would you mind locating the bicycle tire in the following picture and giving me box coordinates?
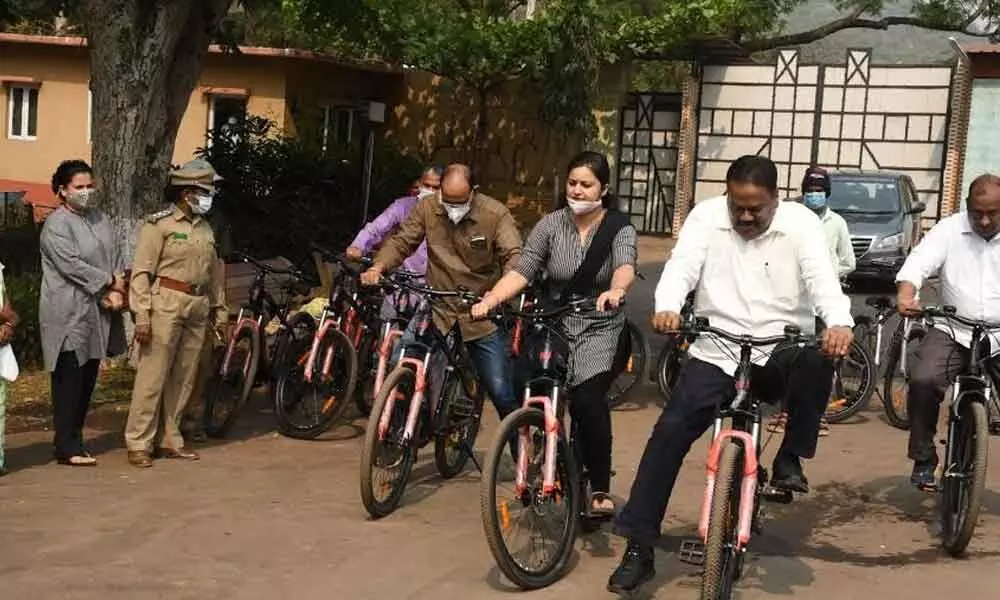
[654,336,686,405]
[480,407,579,590]
[203,326,261,438]
[881,326,924,431]
[824,339,875,424]
[701,440,743,600]
[354,330,379,417]
[434,372,483,479]
[940,400,989,556]
[273,327,358,440]
[608,320,649,409]
[360,366,419,518]
[268,312,317,406]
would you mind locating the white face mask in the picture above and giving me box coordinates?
[443,201,471,224]
[65,188,95,210]
[567,198,602,215]
[188,193,213,215]
[417,186,436,199]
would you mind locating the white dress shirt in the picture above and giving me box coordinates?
[895,213,1000,348]
[820,208,856,277]
[655,196,854,376]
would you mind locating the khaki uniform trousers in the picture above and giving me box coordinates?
[125,288,210,452]
[180,326,219,434]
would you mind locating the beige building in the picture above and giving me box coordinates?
[0,33,401,220]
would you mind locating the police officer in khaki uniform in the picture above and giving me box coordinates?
[125,160,228,468]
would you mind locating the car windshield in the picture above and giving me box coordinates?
[828,178,901,214]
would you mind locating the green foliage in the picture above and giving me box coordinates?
[5,273,42,369]
[195,115,422,277]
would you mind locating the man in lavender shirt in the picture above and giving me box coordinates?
[346,165,442,274]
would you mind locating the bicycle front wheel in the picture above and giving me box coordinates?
[360,366,418,518]
[480,407,579,590]
[824,339,875,424]
[273,327,358,440]
[701,440,744,600]
[940,400,989,556]
[203,327,260,438]
[881,325,924,430]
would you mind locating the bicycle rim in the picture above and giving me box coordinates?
[701,440,743,600]
[940,400,989,556]
[480,407,579,590]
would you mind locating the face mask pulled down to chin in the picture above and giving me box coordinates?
[566,198,602,215]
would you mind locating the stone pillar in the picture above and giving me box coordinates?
[941,56,972,218]
[672,65,701,234]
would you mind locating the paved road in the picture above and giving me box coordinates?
[4,239,996,600]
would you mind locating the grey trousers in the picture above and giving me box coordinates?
[906,327,967,463]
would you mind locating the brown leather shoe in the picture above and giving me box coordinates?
[128,451,153,468]
[155,447,200,461]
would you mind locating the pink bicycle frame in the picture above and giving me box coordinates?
[697,430,759,549]
[376,354,430,444]
[514,386,563,497]
[220,307,261,378]
[373,323,404,397]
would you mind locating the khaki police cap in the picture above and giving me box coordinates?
[169,159,218,192]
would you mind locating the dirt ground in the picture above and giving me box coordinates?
[2,237,999,600]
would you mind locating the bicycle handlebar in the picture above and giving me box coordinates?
[388,276,482,304]
[920,306,1000,330]
[310,242,374,270]
[233,251,305,279]
[670,317,818,348]
[498,296,607,322]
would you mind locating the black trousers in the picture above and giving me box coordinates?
[569,370,616,493]
[906,327,968,463]
[615,346,833,546]
[50,352,100,459]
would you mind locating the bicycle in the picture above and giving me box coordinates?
[480,295,618,590]
[359,281,484,518]
[202,252,316,438]
[673,318,818,599]
[880,309,927,430]
[272,244,376,439]
[915,306,997,556]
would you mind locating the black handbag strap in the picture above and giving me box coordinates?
[559,209,630,304]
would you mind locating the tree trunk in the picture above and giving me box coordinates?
[82,0,232,259]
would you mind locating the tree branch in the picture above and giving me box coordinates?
[743,11,994,52]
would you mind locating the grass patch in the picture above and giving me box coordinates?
[8,360,136,411]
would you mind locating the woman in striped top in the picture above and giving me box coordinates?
[472,151,638,515]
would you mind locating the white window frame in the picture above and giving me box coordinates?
[6,85,39,141]
[322,105,359,152]
[206,93,248,146]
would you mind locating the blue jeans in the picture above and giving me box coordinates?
[467,330,517,418]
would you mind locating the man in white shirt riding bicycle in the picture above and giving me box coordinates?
[607,155,854,595]
[894,173,1000,489]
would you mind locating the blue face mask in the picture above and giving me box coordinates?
[803,191,827,211]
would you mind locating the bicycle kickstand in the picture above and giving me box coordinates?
[460,440,483,473]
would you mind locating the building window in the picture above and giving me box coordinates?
[322,106,364,151]
[208,95,248,143]
[6,85,39,140]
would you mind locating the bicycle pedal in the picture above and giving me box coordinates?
[762,487,794,504]
[678,539,705,566]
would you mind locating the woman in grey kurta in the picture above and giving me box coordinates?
[472,151,638,515]
[39,160,127,466]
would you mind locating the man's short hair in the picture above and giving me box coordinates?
[967,173,1000,200]
[443,163,473,185]
[726,155,778,192]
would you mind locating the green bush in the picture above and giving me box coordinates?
[5,272,42,369]
[196,115,423,278]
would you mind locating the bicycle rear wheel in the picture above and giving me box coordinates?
[203,327,260,438]
[354,329,379,417]
[360,366,418,518]
[480,407,579,590]
[608,320,648,409]
[434,372,483,478]
[654,336,687,406]
[940,400,989,556]
[701,440,744,600]
[824,339,875,424]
